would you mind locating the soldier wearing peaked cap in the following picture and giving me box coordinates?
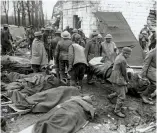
[31,31,48,73]
[108,47,132,118]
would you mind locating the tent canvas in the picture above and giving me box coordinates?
[94,12,144,66]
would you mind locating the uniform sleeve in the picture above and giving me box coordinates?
[68,45,74,70]
[113,42,119,54]
[113,42,117,49]
[121,61,128,82]
[141,51,153,77]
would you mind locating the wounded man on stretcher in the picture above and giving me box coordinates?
[89,57,155,104]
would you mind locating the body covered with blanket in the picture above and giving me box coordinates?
[32,95,95,133]
[7,86,81,112]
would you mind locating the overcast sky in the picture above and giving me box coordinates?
[3,0,58,19]
[42,0,58,19]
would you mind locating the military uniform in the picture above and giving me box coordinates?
[55,38,72,80]
[149,32,156,50]
[141,48,156,97]
[108,51,130,117]
[139,33,149,50]
[50,36,61,60]
[1,28,13,55]
[85,37,101,83]
[31,34,48,73]
[26,27,34,51]
[68,43,88,88]
[42,33,51,62]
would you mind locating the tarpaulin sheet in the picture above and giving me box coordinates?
[6,73,60,105]
[32,96,95,133]
[94,12,144,66]
[8,86,81,113]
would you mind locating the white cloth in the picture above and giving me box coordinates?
[89,57,104,66]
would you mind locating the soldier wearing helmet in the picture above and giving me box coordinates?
[55,31,72,81]
[72,33,85,48]
[68,33,88,89]
[101,34,118,63]
[78,28,86,44]
[71,28,78,41]
[1,24,13,55]
[85,31,102,84]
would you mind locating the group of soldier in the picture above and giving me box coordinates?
[1,24,156,118]
[29,26,134,118]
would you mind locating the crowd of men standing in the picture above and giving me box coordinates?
[1,24,156,118]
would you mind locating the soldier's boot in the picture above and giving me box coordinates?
[114,98,126,118]
[78,80,83,93]
[141,95,154,105]
[87,74,95,85]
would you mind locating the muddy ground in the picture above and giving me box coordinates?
[2,78,156,133]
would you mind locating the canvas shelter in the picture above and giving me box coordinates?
[94,12,144,66]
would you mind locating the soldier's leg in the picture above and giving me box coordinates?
[69,67,77,86]
[59,60,66,80]
[87,66,94,84]
[65,60,69,79]
[114,84,126,118]
[77,64,86,87]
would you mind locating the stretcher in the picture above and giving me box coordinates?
[89,57,113,80]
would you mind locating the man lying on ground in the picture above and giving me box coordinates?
[32,95,95,133]
[2,72,59,96]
